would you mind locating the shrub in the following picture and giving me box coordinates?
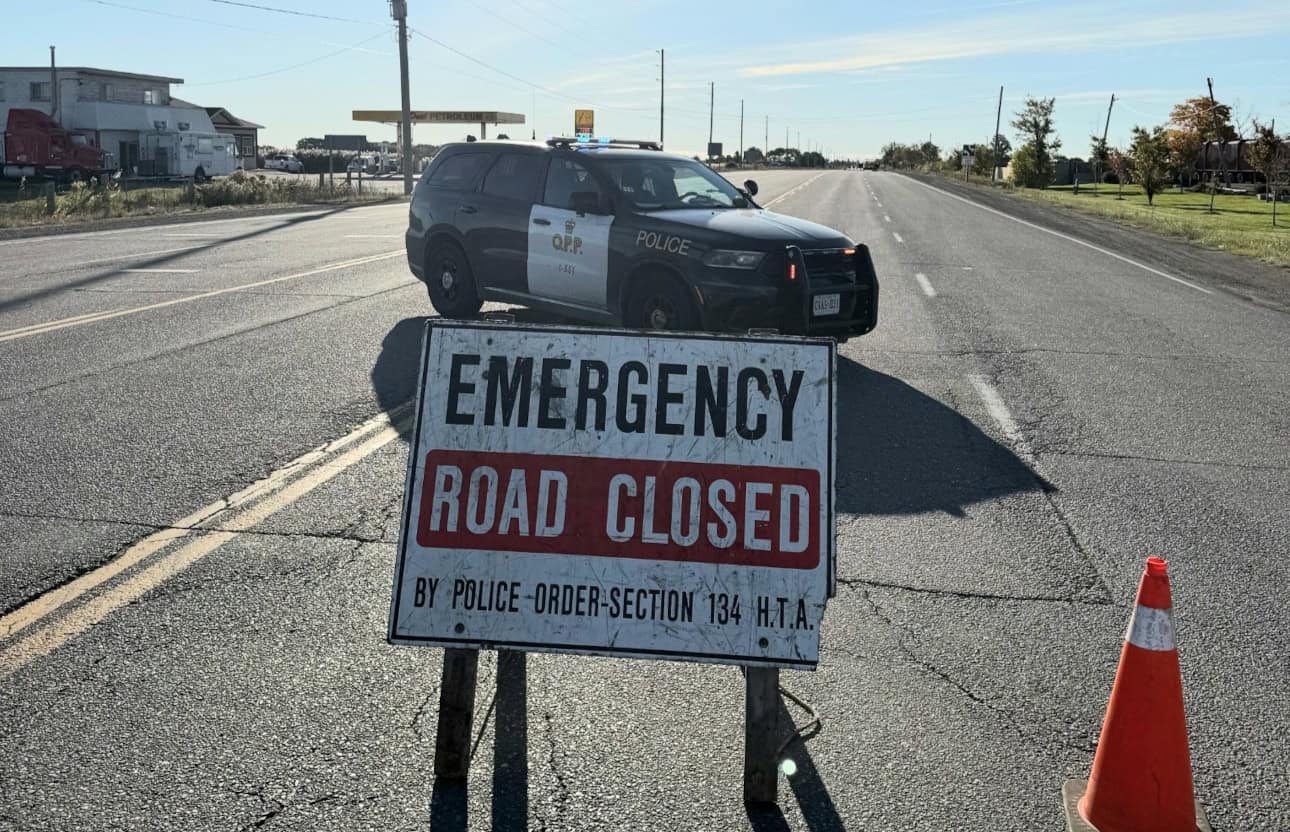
[1009,144,1051,189]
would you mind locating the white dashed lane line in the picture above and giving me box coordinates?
[892,232,904,244]
[914,273,936,297]
[968,375,1032,458]
[883,214,891,223]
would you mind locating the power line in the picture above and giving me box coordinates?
[201,0,383,24]
[183,30,391,86]
[451,0,567,51]
[408,27,655,114]
[84,0,272,34]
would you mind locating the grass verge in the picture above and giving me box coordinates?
[937,175,1290,267]
[0,171,396,230]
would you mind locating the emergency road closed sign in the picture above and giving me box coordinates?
[388,321,835,668]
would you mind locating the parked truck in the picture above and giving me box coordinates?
[1,108,114,182]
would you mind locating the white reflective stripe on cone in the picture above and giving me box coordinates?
[1125,605,1176,651]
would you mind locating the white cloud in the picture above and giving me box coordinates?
[737,3,1290,78]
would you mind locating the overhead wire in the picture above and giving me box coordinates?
[182,29,393,86]
[200,0,385,24]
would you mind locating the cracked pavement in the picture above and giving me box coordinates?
[1,171,1288,830]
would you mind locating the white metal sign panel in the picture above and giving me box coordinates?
[388,321,836,668]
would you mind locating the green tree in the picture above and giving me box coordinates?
[1089,135,1110,188]
[296,137,324,151]
[1130,126,1171,205]
[989,134,1012,173]
[1011,97,1061,188]
[971,144,995,176]
[1107,148,1131,199]
[1248,120,1288,227]
[743,146,765,165]
[1165,96,1237,188]
[1008,144,1042,188]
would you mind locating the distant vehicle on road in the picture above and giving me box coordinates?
[1,109,114,182]
[264,154,303,173]
[404,137,879,340]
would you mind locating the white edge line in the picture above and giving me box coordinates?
[907,176,1212,295]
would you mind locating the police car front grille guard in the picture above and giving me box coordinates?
[786,245,847,330]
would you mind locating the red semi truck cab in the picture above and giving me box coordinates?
[2,108,111,181]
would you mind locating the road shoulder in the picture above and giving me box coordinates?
[905,172,1290,313]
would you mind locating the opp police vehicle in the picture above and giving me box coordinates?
[405,137,878,339]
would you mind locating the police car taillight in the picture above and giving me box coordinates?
[788,262,797,281]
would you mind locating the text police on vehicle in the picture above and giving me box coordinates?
[405,137,880,340]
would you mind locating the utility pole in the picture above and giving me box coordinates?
[1096,93,1115,193]
[992,85,1003,182]
[708,81,714,157]
[1206,77,1226,212]
[392,0,413,195]
[531,87,536,140]
[657,49,664,148]
[739,99,744,166]
[764,115,768,157]
[49,46,58,122]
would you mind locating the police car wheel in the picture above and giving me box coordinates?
[628,278,698,332]
[425,242,482,318]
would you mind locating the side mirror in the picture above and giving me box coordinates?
[571,191,606,215]
[743,179,759,196]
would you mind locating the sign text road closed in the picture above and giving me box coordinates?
[388,322,836,668]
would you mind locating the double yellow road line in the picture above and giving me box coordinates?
[0,406,409,678]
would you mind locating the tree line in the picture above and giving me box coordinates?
[882,95,1289,207]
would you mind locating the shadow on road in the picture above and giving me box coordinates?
[370,310,574,441]
[835,356,1047,516]
[0,201,377,314]
[746,695,845,832]
[491,650,529,831]
[426,650,530,832]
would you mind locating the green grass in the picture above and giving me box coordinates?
[0,171,396,230]
[1000,181,1290,267]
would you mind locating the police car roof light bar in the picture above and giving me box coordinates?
[546,137,662,151]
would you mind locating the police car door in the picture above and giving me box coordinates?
[527,157,613,312]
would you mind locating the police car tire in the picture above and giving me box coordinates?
[627,275,699,332]
[425,241,482,318]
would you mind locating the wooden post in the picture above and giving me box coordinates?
[743,666,780,804]
[434,648,480,779]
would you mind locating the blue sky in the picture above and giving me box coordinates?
[14,0,1290,158]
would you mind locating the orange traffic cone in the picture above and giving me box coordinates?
[1062,557,1210,832]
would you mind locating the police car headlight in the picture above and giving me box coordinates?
[702,250,766,269]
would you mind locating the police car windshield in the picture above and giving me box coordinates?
[600,158,748,210]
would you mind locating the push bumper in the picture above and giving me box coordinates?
[785,244,879,339]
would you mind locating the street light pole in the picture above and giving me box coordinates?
[708,81,714,157]
[392,0,413,195]
[739,99,744,165]
[658,48,664,149]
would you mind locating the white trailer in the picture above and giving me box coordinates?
[137,129,237,182]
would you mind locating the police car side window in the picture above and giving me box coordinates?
[543,159,604,210]
[428,153,488,190]
[481,153,546,203]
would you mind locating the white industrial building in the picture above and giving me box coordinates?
[0,65,259,175]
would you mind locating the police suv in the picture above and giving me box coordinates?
[405,137,878,339]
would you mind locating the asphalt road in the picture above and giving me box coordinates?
[1,169,1287,831]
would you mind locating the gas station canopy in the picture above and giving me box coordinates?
[352,110,525,139]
